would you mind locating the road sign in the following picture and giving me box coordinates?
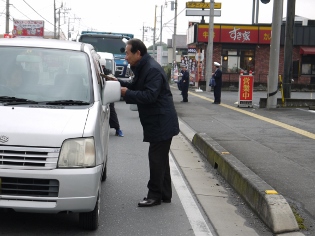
[186,9,221,17]
[186,2,222,9]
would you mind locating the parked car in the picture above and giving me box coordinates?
[0,38,121,230]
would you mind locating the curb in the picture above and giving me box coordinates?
[190,132,299,234]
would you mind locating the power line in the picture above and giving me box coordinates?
[11,4,31,20]
[22,0,54,27]
[9,4,54,33]
[164,7,185,26]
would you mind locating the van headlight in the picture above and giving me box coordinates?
[58,138,96,168]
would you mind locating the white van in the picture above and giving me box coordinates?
[0,38,121,230]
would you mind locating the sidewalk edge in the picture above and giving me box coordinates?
[191,132,298,234]
[178,117,299,234]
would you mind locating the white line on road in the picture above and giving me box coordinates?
[169,153,214,236]
[296,108,315,113]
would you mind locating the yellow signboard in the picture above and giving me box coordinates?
[186,2,222,9]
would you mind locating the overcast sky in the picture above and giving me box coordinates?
[1,0,314,46]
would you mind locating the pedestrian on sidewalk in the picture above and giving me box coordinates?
[106,38,179,207]
[212,62,222,104]
[180,64,189,103]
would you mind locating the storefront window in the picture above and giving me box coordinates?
[221,47,255,74]
[301,56,315,75]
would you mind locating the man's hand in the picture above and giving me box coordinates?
[100,73,118,81]
[121,87,128,97]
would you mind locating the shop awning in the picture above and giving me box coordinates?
[300,46,315,55]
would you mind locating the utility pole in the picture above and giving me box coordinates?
[5,0,10,33]
[172,0,177,65]
[283,0,296,98]
[68,15,80,40]
[58,8,61,39]
[153,5,157,60]
[267,0,283,108]
[54,0,56,39]
[252,0,259,24]
[160,5,163,46]
[142,25,152,42]
[205,0,214,92]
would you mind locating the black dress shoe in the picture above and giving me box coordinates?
[212,102,220,104]
[138,198,161,207]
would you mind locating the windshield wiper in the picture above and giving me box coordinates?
[0,96,39,105]
[46,100,90,105]
[0,96,21,101]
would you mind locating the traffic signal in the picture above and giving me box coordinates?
[260,0,270,3]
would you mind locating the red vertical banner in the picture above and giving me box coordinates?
[238,75,254,107]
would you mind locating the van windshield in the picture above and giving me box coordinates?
[0,47,92,103]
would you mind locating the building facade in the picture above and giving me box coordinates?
[186,18,315,89]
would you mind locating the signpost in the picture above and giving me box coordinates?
[186,2,221,9]
[186,10,221,16]
[238,71,254,108]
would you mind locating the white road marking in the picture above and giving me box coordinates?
[169,153,214,236]
[296,108,315,113]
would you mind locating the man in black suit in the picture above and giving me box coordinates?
[212,62,222,104]
[180,64,189,102]
[108,38,179,207]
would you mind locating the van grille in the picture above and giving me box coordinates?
[0,146,59,170]
[0,177,59,197]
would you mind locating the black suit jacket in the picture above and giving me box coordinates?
[119,54,179,142]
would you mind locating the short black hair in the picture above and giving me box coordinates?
[126,38,147,56]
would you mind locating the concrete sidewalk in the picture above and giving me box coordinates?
[171,85,313,235]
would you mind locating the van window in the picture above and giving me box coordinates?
[0,47,92,102]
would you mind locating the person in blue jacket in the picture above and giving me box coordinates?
[180,64,189,102]
[108,38,180,207]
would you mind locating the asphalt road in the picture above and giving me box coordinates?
[1,87,313,235]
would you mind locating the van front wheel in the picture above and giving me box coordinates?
[79,193,100,230]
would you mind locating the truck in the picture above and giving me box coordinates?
[78,31,133,81]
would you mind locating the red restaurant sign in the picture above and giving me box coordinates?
[197,24,220,43]
[197,24,271,44]
[12,19,44,38]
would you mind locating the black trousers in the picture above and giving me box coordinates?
[181,84,189,102]
[213,85,221,103]
[109,103,120,130]
[147,138,172,200]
